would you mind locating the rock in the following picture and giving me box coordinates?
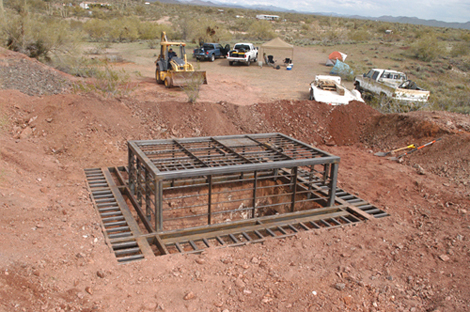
[46,118,53,123]
[335,283,346,291]
[183,292,195,300]
[20,127,33,139]
[77,292,85,299]
[97,270,105,278]
[343,295,353,305]
[414,164,426,175]
[195,258,205,265]
[251,257,259,264]
[439,254,450,262]
[144,302,157,310]
[85,286,93,295]
[235,279,245,288]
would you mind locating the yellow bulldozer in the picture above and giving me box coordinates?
[155,32,207,88]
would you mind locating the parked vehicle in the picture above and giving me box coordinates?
[193,43,230,62]
[354,69,430,103]
[155,32,207,88]
[309,75,364,105]
[227,43,258,66]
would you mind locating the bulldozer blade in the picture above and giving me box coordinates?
[170,71,207,87]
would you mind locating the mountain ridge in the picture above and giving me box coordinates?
[152,0,470,30]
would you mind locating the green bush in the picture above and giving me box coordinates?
[178,16,231,43]
[1,11,81,61]
[368,95,428,114]
[451,41,470,57]
[411,34,444,62]
[348,29,369,41]
[180,71,206,103]
[83,19,112,42]
[108,17,140,42]
[247,20,275,40]
[71,60,134,97]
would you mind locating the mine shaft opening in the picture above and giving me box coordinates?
[85,133,389,261]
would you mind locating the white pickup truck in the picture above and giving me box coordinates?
[354,69,430,103]
[227,43,258,66]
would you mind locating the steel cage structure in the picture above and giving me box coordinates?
[127,133,340,233]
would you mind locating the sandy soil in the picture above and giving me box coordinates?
[0,47,470,312]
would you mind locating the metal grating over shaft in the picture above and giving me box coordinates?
[132,133,334,173]
[85,133,390,263]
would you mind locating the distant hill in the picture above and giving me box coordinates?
[152,0,470,30]
[375,16,470,30]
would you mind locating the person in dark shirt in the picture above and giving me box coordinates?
[168,48,177,59]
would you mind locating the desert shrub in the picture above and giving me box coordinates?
[84,17,162,43]
[72,60,134,97]
[1,11,81,61]
[134,5,146,16]
[83,18,112,41]
[108,17,140,42]
[178,15,231,43]
[54,56,100,78]
[451,41,470,57]
[411,34,444,61]
[430,90,470,114]
[247,20,275,40]
[451,59,470,72]
[348,29,369,42]
[368,95,428,114]
[180,71,206,103]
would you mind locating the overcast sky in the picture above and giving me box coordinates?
[203,0,470,23]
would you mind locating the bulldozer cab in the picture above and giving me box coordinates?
[155,32,207,88]
[159,41,186,71]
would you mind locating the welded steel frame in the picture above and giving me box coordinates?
[127,133,340,233]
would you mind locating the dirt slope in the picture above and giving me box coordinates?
[1,49,470,312]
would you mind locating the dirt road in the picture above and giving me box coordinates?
[1,47,469,312]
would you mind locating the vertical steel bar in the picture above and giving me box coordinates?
[128,148,135,194]
[136,158,142,206]
[156,180,163,232]
[308,165,314,199]
[208,175,212,225]
[323,163,330,183]
[153,175,158,231]
[327,163,338,207]
[291,167,298,212]
[273,168,279,181]
[145,168,151,220]
[252,171,258,218]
